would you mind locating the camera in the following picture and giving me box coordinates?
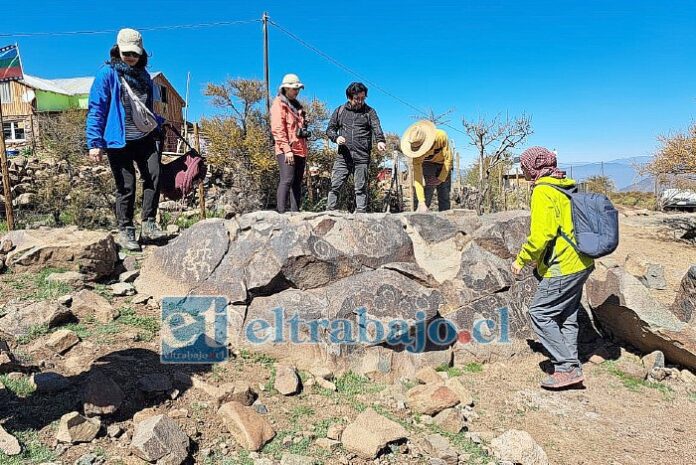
[296,126,312,139]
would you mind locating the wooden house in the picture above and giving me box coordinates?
[1,71,185,154]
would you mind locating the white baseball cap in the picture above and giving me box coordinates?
[117,28,144,55]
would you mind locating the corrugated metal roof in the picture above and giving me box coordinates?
[21,74,72,95]
[50,77,94,95]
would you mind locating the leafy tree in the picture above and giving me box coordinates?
[584,175,615,195]
[644,122,696,190]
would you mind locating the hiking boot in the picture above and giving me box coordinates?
[541,368,585,390]
[140,218,167,243]
[117,226,141,252]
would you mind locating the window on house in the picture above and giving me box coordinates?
[2,121,25,141]
[160,85,168,104]
[0,82,12,103]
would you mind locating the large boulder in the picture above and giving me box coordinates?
[0,301,74,339]
[136,213,415,303]
[1,227,118,279]
[138,211,539,377]
[586,261,696,370]
[671,265,696,324]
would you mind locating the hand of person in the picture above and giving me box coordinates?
[284,152,295,165]
[511,261,523,276]
[336,136,346,145]
[425,176,442,186]
[377,141,386,152]
[416,203,429,213]
[88,148,105,163]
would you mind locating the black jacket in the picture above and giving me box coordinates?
[326,103,386,164]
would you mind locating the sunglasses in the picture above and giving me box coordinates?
[122,51,140,58]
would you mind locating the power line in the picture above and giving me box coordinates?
[0,19,261,38]
[268,19,468,137]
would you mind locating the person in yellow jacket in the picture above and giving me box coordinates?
[511,146,594,390]
[400,120,453,212]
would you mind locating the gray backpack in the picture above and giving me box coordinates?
[537,183,619,258]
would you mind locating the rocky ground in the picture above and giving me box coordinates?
[0,208,695,465]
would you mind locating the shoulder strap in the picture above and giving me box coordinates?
[337,104,346,127]
[534,182,580,252]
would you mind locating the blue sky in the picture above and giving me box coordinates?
[3,0,695,165]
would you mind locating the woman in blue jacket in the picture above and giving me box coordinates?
[86,28,165,251]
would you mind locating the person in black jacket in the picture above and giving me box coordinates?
[325,82,386,213]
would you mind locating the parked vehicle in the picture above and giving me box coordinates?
[661,188,696,211]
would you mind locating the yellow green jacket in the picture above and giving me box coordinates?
[515,176,595,277]
[412,129,453,202]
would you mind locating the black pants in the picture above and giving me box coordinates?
[107,135,161,229]
[417,161,452,211]
[326,154,369,213]
[276,153,306,213]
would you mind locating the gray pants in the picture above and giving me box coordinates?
[326,153,369,213]
[528,267,593,373]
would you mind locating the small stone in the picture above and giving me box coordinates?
[0,238,13,254]
[416,367,445,385]
[342,408,408,459]
[46,271,86,289]
[589,354,606,365]
[253,403,269,415]
[132,294,151,305]
[107,424,124,438]
[74,452,100,465]
[217,401,276,451]
[119,270,140,283]
[316,377,337,391]
[0,424,21,456]
[326,423,344,441]
[122,256,138,272]
[274,364,301,396]
[133,407,159,425]
[681,369,696,385]
[433,408,467,434]
[131,414,190,464]
[57,295,73,306]
[282,436,293,447]
[83,369,124,416]
[72,290,117,323]
[111,283,136,297]
[55,412,101,443]
[406,384,460,416]
[419,415,434,425]
[309,366,334,381]
[641,351,665,372]
[490,430,549,465]
[166,224,180,235]
[170,408,189,419]
[316,437,340,451]
[46,329,80,354]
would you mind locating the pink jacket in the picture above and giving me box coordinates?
[270,95,308,157]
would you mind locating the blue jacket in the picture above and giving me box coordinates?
[86,65,160,149]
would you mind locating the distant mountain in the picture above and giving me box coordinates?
[621,177,655,193]
[559,156,653,190]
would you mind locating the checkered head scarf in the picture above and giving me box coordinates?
[520,146,565,184]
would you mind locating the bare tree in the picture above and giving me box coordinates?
[462,113,533,214]
[411,108,456,125]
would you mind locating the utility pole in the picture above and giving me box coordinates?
[262,12,271,116]
[194,123,206,220]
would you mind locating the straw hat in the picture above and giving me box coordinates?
[279,73,305,92]
[400,120,437,158]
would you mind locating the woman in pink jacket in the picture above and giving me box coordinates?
[270,73,309,213]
